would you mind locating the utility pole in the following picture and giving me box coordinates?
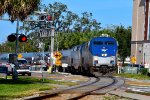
[15,18,19,54]
[50,26,55,67]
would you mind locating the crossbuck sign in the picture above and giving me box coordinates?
[39,28,52,37]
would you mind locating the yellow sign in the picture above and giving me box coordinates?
[54,51,62,59]
[131,56,136,64]
[18,53,23,58]
[54,51,62,66]
[55,59,62,66]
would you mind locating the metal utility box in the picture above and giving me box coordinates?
[9,54,17,63]
[123,67,138,74]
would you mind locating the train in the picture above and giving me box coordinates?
[61,34,118,75]
[0,34,118,75]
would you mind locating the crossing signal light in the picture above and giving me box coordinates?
[18,35,27,42]
[39,15,45,20]
[47,15,52,21]
[7,34,16,42]
[39,15,52,21]
[7,34,27,42]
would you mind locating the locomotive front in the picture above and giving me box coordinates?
[89,37,118,73]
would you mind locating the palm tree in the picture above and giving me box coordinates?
[0,0,40,21]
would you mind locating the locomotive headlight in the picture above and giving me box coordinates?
[102,54,107,56]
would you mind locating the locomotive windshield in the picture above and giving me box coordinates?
[93,41,115,45]
[93,41,103,45]
[90,37,118,57]
[105,41,115,45]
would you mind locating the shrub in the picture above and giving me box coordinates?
[140,68,148,75]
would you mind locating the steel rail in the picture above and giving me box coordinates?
[24,76,100,100]
[68,76,116,100]
[24,74,124,100]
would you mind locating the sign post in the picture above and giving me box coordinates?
[131,55,136,74]
[50,27,55,68]
[62,63,68,73]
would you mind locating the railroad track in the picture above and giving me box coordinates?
[24,76,124,100]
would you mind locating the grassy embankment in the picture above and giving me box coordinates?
[115,73,150,80]
[0,76,78,99]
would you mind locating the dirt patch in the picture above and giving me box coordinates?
[125,81,150,86]
[48,74,89,83]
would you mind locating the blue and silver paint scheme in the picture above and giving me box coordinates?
[89,37,118,67]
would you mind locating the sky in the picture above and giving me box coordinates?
[0,0,133,44]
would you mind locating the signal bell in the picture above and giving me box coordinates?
[18,35,27,42]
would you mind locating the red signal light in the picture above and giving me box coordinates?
[47,15,52,21]
[18,35,27,42]
[7,34,16,42]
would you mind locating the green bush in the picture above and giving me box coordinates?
[140,68,148,75]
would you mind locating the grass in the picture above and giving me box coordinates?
[114,73,150,80]
[0,76,78,99]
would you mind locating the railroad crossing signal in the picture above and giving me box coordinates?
[39,15,52,21]
[7,34,27,42]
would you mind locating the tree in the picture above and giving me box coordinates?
[73,12,101,32]
[23,2,101,51]
[114,25,131,64]
[43,2,68,32]
[0,0,40,21]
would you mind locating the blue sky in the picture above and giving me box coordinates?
[0,0,133,44]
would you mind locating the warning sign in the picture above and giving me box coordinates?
[131,56,136,64]
[18,53,23,58]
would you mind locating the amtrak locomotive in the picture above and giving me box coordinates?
[61,35,118,74]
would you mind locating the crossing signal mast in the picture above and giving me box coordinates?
[35,11,55,67]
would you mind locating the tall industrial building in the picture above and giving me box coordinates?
[132,0,150,66]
